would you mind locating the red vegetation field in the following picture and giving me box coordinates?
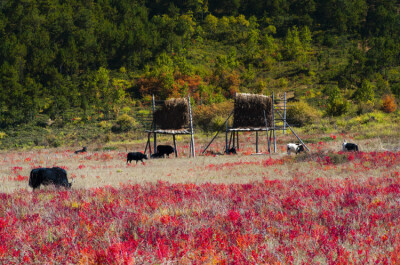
[1,138,400,264]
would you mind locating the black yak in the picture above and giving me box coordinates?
[157,145,175,157]
[150,152,164,159]
[227,147,237,154]
[74,146,87,154]
[127,152,148,164]
[29,167,73,190]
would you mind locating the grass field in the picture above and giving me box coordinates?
[1,134,400,264]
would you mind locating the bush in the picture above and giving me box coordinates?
[46,134,61,147]
[193,101,234,132]
[210,115,226,131]
[356,100,375,115]
[381,94,397,113]
[391,82,400,97]
[324,85,349,116]
[98,121,112,129]
[353,80,375,103]
[35,114,51,127]
[286,101,321,126]
[112,114,138,133]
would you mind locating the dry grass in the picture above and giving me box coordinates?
[0,136,397,194]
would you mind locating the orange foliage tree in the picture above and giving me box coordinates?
[381,94,397,113]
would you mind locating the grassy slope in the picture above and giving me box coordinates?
[1,38,400,150]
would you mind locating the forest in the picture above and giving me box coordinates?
[0,0,399,144]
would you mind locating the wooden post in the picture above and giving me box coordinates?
[237,131,239,150]
[188,95,195,158]
[228,131,233,150]
[225,119,229,154]
[173,134,178,157]
[232,130,236,148]
[144,132,152,155]
[152,95,157,153]
[256,131,259,153]
[283,92,287,135]
[272,92,276,153]
[264,110,271,153]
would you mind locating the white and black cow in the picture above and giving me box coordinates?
[342,140,359,152]
[287,143,305,155]
[29,167,73,190]
[127,152,148,164]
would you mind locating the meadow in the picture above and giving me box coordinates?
[1,134,400,264]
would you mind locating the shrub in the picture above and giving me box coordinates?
[356,100,375,115]
[112,114,138,133]
[46,134,61,147]
[381,94,397,113]
[210,115,226,131]
[35,114,51,127]
[193,101,234,132]
[286,101,321,126]
[391,82,400,97]
[353,80,375,103]
[324,85,349,116]
[98,121,112,130]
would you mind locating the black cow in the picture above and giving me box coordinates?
[29,167,73,190]
[74,146,87,154]
[342,140,359,152]
[227,147,237,154]
[157,145,175,157]
[127,152,148,164]
[150,152,163,159]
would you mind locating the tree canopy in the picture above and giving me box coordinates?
[0,0,399,127]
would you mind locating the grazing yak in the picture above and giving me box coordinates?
[342,140,359,152]
[157,145,175,157]
[287,143,305,155]
[227,147,237,154]
[127,152,148,164]
[29,167,73,190]
[150,152,164,159]
[74,146,87,154]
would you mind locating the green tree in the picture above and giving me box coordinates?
[325,85,349,116]
[353,80,375,103]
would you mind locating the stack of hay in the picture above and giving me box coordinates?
[154,98,189,130]
[233,93,273,128]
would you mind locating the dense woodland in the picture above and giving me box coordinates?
[0,0,400,131]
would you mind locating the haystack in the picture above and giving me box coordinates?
[233,93,273,128]
[154,98,189,130]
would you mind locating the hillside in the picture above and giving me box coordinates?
[1,0,400,149]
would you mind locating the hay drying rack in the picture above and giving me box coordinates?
[144,95,195,158]
[202,92,309,154]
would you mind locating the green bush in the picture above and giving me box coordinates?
[193,101,233,132]
[324,85,349,116]
[210,115,226,131]
[356,100,375,115]
[286,101,321,126]
[35,114,51,127]
[353,80,375,103]
[46,134,62,147]
[112,114,138,133]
